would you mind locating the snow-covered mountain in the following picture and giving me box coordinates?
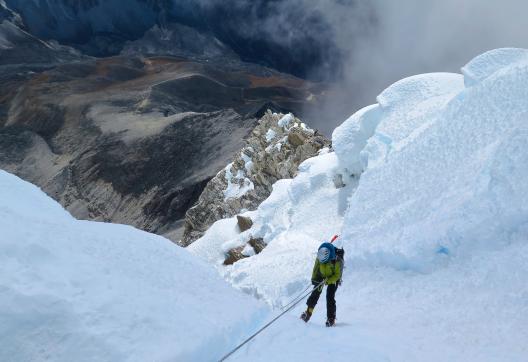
[2,47,527,361]
[0,170,266,361]
[189,48,528,360]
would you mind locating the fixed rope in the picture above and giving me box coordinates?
[280,283,312,311]
[218,280,325,361]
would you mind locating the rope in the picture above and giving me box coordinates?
[279,283,312,311]
[218,280,325,361]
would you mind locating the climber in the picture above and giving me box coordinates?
[300,241,342,327]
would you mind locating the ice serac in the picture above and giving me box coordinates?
[0,170,265,362]
[181,111,330,247]
[343,49,528,271]
[191,48,528,361]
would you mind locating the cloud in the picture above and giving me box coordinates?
[297,0,528,132]
[345,0,528,95]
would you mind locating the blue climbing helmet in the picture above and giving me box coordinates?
[317,242,336,263]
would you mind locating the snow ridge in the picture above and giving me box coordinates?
[191,48,528,361]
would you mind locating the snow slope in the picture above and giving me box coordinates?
[190,48,528,361]
[0,170,266,361]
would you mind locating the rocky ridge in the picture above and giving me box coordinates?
[181,111,330,246]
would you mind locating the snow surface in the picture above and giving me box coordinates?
[240,151,253,173]
[265,128,276,142]
[0,170,266,361]
[461,47,528,87]
[277,113,294,128]
[190,48,528,361]
[224,163,255,200]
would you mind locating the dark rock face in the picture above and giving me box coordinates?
[0,54,319,241]
[223,237,266,265]
[223,246,247,266]
[237,215,253,232]
[248,237,266,254]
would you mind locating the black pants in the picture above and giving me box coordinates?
[307,283,338,319]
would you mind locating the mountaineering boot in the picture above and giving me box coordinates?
[325,317,336,327]
[300,308,313,322]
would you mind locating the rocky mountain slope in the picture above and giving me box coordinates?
[0,2,330,242]
[181,111,330,246]
[0,53,319,241]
